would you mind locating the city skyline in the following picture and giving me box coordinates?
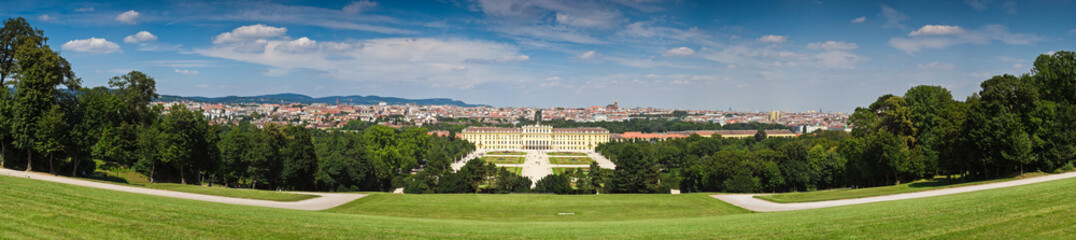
[2,0,1073,111]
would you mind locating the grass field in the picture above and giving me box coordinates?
[549,157,593,165]
[552,167,588,175]
[88,168,318,202]
[479,156,525,164]
[756,172,1047,203]
[2,174,1075,238]
[485,151,526,155]
[547,152,588,156]
[328,193,746,222]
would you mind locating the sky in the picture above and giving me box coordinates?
[1,0,1074,112]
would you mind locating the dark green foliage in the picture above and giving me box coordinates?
[534,174,572,194]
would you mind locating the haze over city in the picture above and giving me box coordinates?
[2,0,1073,111]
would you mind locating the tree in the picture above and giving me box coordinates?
[534,174,571,194]
[0,86,12,168]
[754,129,767,142]
[157,104,212,184]
[609,144,662,193]
[1031,51,1076,104]
[35,104,66,174]
[0,17,47,86]
[280,125,317,190]
[109,71,158,125]
[12,43,68,172]
[587,161,604,193]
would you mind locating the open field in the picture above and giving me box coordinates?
[2,174,1076,238]
[552,167,588,175]
[547,152,588,156]
[485,151,526,155]
[328,193,745,222]
[756,172,1046,203]
[479,156,525,164]
[549,157,594,165]
[90,168,318,202]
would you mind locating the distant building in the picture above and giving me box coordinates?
[606,97,619,110]
[768,111,781,122]
[460,110,610,151]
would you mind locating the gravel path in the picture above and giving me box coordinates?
[0,168,366,211]
[712,171,1076,212]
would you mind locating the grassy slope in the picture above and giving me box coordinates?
[328,193,746,222]
[88,168,317,202]
[1,174,1074,239]
[756,173,1044,203]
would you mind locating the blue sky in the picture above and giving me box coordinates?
[2,0,1073,111]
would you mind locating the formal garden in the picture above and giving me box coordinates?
[479,156,525,164]
[547,152,588,156]
[486,151,526,155]
[549,157,594,165]
[552,167,589,175]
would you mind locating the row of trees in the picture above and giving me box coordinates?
[595,51,1076,193]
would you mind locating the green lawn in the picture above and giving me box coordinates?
[552,167,588,175]
[479,156,525,164]
[328,193,746,222]
[755,173,1049,203]
[87,168,317,202]
[549,157,593,165]
[547,152,588,156]
[486,151,526,155]
[2,174,1075,238]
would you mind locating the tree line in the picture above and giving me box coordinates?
[597,51,1076,193]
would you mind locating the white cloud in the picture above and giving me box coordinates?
[115,10,140,24]
[75,7,95,12]
[917,61,955,70]
[851,16,866,23]
[1013,63,1023,69]
[197,35,533,88]
[889,24,1043,53]
[175,69,199,75]
[663,47,695,57]
[881,5,907,29]
[909,25,965,36]
[579,50,598,59]
[61,38,121,54]
[275,37,319,53]
[342,0,378,14]
[123,31,158,44]
[38,15,55,21]
[812,51,864,69]
[807,41,858,50]
[212,24,289,53]
[758,35,787,43]
[555,10,624,29]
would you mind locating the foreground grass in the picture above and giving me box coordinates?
[1,174,1075,239]
[756,172,1046,203]
[328,193,745,222]
[87,168,317,202]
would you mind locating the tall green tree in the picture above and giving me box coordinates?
[109,71,158,125]
[35,104,66,174]
[0,17,47,86]
[11,43,68,172]
[280,125,317,190]
[0,87,12,168]
[609,144,662,193]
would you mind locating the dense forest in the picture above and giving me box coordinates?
[598,51,1076,193]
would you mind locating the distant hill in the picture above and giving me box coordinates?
[157,93,488,107]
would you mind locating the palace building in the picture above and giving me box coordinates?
[460,110,610,151]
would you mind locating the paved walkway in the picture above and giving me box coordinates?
[0,168,366,211]
[712,171,1076,212]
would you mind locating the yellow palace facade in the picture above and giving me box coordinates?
[461,125,610,151]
